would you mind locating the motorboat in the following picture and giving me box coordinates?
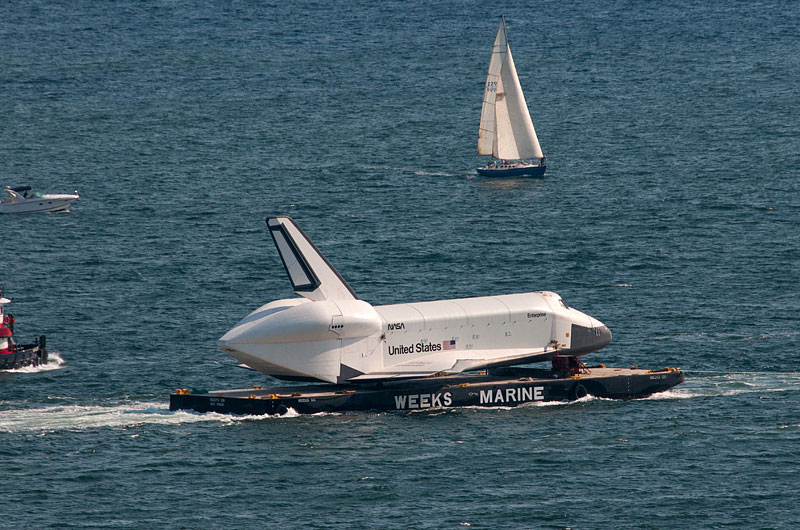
[0,185,79,214]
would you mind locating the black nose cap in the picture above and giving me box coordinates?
[596,324,612,349]
[563,323,612,355]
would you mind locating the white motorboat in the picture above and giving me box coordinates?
[0,186,79,214]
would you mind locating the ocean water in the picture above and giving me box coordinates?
[1,0,798,528]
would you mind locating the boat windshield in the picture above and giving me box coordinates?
[5,187,40,199]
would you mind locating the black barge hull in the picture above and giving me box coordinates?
[170,366,685,416]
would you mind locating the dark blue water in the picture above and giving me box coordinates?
[2,1,798,528]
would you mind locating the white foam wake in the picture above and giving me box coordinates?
[0,401,293,433]
[2,352,66,373]
[651,371,800,400]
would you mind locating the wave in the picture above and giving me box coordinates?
[2,352,66,374]
[642,388,695,400]
[6,370,794,432]
[652,371,800,399]
[0,401,298,433]
[413,170,461,178]
[406,394,605,414]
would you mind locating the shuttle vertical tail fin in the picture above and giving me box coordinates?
[266,216,358,301]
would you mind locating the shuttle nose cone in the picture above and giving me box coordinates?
[596,324,612,350]
[563,322,612,356]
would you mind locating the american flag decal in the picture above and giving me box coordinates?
[443,340,456,350]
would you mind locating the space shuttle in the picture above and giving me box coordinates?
[217,217,612,384]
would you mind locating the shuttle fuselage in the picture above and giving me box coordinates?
[218,217,611,383]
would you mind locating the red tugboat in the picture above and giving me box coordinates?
[0,287,47,370]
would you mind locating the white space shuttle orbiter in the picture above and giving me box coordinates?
[217,217,612,383]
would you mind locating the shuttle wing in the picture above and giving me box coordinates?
[266,216,358,302]
[349,347,555,382]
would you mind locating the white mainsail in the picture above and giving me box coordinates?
[478,18,543,161]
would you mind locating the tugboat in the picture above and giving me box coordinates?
[0,287,47,370]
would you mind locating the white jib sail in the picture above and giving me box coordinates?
[478,18,544,161]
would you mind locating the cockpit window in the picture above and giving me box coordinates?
[559,298,570,309]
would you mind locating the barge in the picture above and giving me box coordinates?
[170,361,684,416]
[175,217,685,416]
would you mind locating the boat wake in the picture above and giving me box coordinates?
[642,388,695,400]
[8,372,789,432]
[0,401,295,434]
[413,170,461,178]
[649,371,800,400]
[414,372,800,408]
[2,352,66,374]
[405,396,600,415]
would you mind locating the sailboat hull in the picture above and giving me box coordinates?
[477,164,546,177]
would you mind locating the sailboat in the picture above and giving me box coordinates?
[477,16,546,177]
